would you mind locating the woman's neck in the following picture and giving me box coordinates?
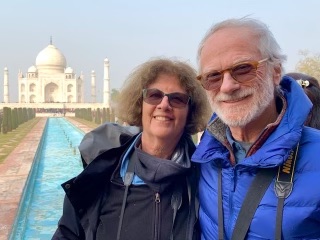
[140,134,180,159]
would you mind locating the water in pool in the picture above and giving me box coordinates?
[10,117,85,239]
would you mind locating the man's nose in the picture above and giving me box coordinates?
[219,71,241,93]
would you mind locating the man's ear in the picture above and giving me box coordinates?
[273,64,282,85]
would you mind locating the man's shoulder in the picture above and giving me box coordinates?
[298,127,320,163]
[301,126,320,143]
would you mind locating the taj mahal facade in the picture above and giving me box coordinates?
[18,43,84,104]
[1,41,111,114]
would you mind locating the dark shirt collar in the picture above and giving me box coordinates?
[226,127,252,163]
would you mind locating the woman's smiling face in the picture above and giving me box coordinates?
[141,73,189,142]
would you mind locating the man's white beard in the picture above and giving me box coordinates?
[208,73,275,127]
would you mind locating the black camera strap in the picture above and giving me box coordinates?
[226,144,299,240]
[117,150,138,240]
[230,167,277,240]
[274,143,299,240]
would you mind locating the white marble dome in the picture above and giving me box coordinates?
[65,67,74,74]
[35,44,67,73]
[28,65,37,72]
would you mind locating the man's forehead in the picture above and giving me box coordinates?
[199,28,261,69]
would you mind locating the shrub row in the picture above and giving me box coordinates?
[1,107,36,134]
[74,108,117,125]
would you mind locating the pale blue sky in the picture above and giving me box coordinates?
[1,0,319,102]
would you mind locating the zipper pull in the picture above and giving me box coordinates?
[155,192,161,203]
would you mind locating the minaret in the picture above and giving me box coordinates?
[80,71,84,103]
[103,58,110,108]
[91,70,96,103]
[3,67,9,103]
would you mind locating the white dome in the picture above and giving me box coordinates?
[104,58,109,63]
[65,67,74,74]
[35,44,67,73]
[28,65,37,72]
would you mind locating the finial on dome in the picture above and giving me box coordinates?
[50,36,53,45]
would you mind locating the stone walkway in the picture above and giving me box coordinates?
[0,117,94,240]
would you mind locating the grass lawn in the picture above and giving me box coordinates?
[0,118,41,164]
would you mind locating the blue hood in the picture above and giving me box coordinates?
[192,76,312,168]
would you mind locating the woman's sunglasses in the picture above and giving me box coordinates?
[142,88,190,108]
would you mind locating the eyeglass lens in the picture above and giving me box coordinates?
[199,59,269,90]
[143,88,190,108]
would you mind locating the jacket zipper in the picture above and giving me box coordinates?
[154,192,161,240]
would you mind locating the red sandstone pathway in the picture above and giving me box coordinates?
[0,117,93,240]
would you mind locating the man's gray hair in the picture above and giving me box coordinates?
[197,17,287,71]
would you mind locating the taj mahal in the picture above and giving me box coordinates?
[1,40,111,113]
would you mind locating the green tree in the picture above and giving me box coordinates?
[7,108,12,132]
[0,110,3,128]
[17,108,22,125]
[110,110,115,123]
[102,108,107,123]
[22,108,28,123]
[111,88,120,106]
[12,108,18,130]
[75,109,79,118]
[95,108,101,125]
[87,108,93,121]
[2,107,9,134]
[106,108,111,122]
[295,50,320,82]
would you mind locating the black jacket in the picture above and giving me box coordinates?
[52,123,200,240]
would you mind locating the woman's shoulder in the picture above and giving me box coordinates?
[79,123,141,165]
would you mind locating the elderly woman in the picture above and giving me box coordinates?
[52,58,210,240]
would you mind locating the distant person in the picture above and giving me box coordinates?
[52,58,210,240]
[286,72,320,129]
[192,17,320,239]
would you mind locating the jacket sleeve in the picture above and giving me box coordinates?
[52,195,85,240]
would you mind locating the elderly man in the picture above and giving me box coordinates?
[192,18,320,239]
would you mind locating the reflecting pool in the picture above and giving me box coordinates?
[10,117,84,239]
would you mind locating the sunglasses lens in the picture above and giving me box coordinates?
[169,93,190,108]
[143,89,190,108]
[143,89,164,105]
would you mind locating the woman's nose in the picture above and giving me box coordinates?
[157,96,172,109]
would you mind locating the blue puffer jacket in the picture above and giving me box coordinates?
[192,76,320,239]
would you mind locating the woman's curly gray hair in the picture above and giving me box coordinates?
[116,57,211,135]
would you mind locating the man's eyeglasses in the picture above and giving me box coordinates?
[142,88,190,108]
[197,58,269,90]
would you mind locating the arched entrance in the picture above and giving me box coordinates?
[30,95,36,103]
[45,83,59,103]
